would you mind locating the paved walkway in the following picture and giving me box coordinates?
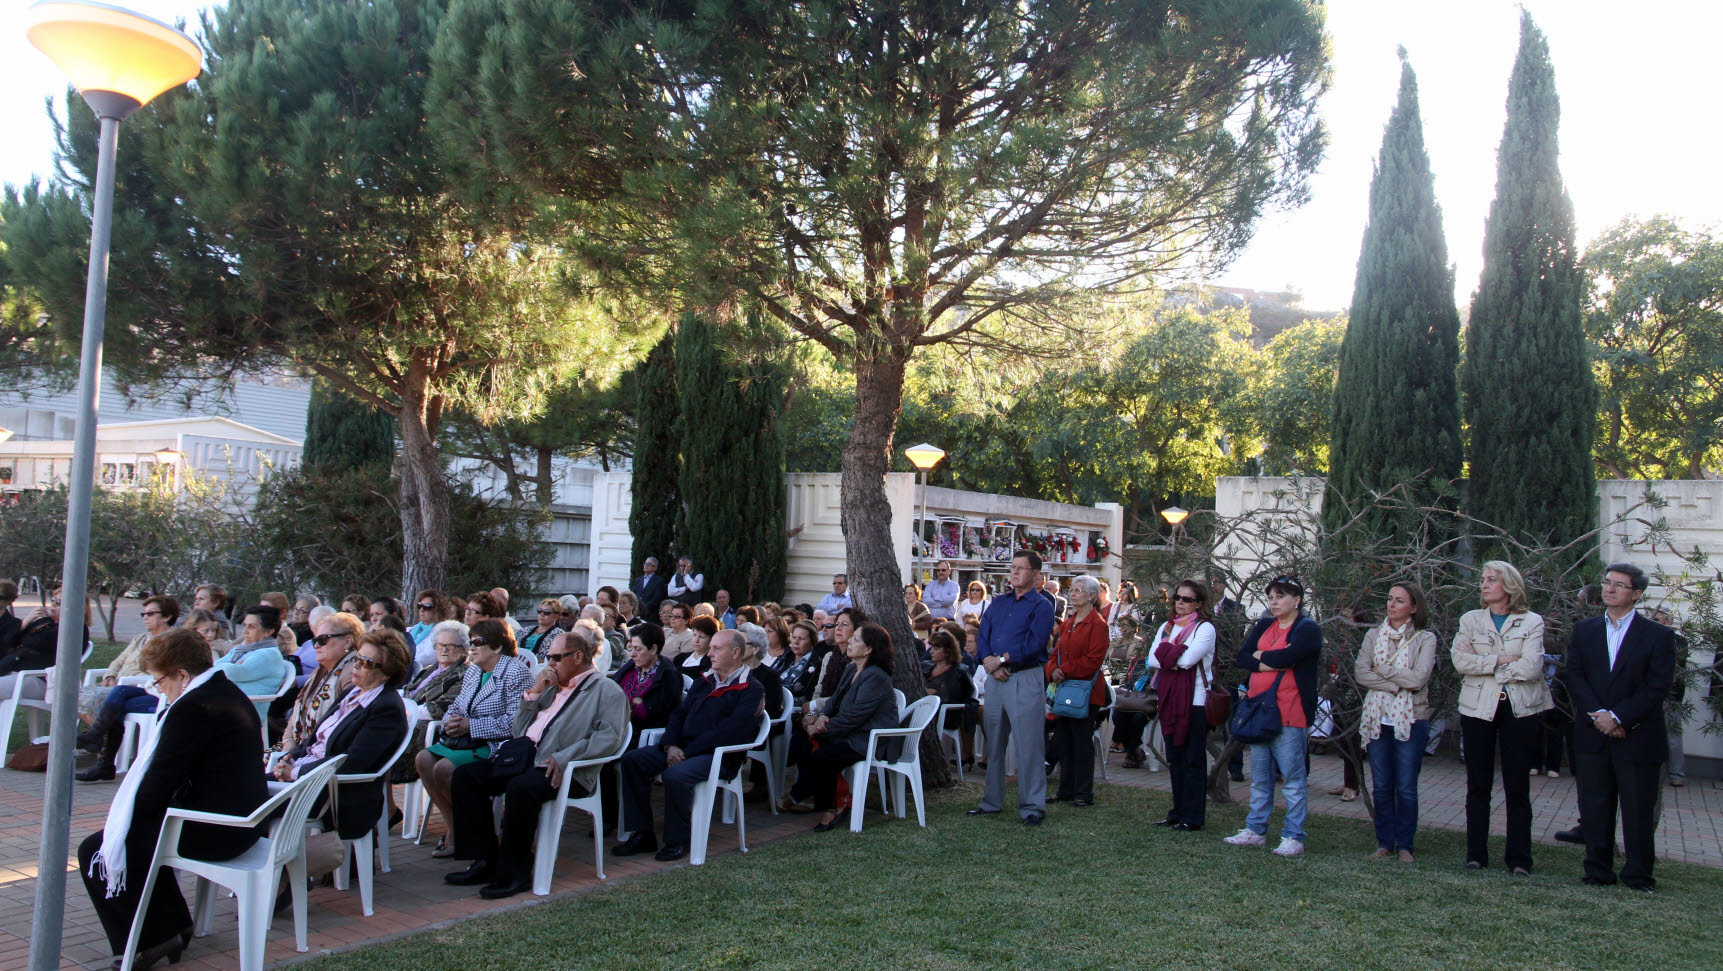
[1,746,1717,969]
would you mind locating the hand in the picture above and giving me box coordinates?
[25,607,46,623]
[443,713,468,736]
[542,759,562,788]
[992,667,1009,682]
[1607,725,1627,739]
[531,665,557,693]
[1496,654,1520,668]
[101,676,117,688]
[1050,667,1065,683]
[273,757,295,782]
[666,745,686,766]
[1593,711,1620,735]
[982,656,1003,675]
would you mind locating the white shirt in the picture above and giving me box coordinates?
[1604,609,1635,671]
[956,598,987,624]
[668,572,705,599]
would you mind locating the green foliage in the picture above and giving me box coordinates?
[303,380,397,470]
[628,331,680,579]
[0,486,68,587]
[1581,216,1723,480]
[1463,14,1597,558]
[1328,59,1462,529]
[1246,315,1346,475]
[673,311,788,602]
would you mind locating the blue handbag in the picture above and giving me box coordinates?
[1050,678,1094,718]
[1227,670,1286,743]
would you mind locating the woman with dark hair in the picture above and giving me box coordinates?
[612,623,683,735]
[763,618,794,672]
[408,590,448,653]
[812,607,869,706]
[1144,579,1217,829]
[1355,583,1438,862]
[904,583,933,637]
[925,627,976,766]
[1223,575,1322,858]
[782,620,823,706]
[790,622,901,831]
[210,604,294,718]
[680,615,718,675]
[367,597,407,632]
[462,591,505,626]
[662,602,696,662]
[341,593,371,618]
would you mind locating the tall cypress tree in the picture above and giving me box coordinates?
[1326,53,1462,532]
[675,311,788,602]
[1464,14,1596,554]
[303,379,397,469]
[629,330,681,579]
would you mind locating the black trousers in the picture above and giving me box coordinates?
[1048,715,1095,801]
[1536,708,1571,773]
[1575,746,1662,889]
[790,741,865,811]
[1111,711,1149,752]
[78,830,193,957]
[1164,708,1208,826]
[1460,698,1537,870]
[450,760,586,886]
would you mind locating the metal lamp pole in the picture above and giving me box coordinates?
[904,444,946,587]
[23,5,202,968]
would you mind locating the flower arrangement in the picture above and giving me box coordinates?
[1088,534,1110,562]
[938,522,964,559]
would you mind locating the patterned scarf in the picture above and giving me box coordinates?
[1361,621,1417,742]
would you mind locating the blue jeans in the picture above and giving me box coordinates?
[1245,725,1309,841]
[1366,720,1428,852]
[102,685,158,716]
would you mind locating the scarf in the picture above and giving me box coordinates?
[289,654,353,748]
[92,667,219,897]
[1153,618,1201,745]
[1361,621,1417,742]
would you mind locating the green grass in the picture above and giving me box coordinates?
[300,783,1723,971]
[4,640,124,755]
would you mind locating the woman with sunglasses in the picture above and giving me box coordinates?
[414,618,530,857]
[1145,579,1218,829]
[521,598,565,660]
[1223,575,1322,858]
[276,611,363,754]
[407,590,447,657]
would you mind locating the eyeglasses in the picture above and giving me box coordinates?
[435,641,464,651]
[1600,580,1636,591]
[544,652,575,663]
[313,633,350,646]
[140,609,162,618]
[469,637,489,648]
[351,655,384,670]
[537,608,558,615]
[1173,595,1202,604]
[149,671,179,691]
[417,603,437,611]
[50,598,62,607]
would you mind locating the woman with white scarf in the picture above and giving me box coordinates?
[1353,583,1438,863]
[77,627,268,970]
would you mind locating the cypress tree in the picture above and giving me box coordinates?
[303,379,397,469]
[1326,53,1462,532]
[675,311,788,603]
[1464,14,1597,554]
[629,330,681,579]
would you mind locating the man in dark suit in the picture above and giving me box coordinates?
[631,557,669,620]
[1037,576,1068,621]
[1565,562,1676,892]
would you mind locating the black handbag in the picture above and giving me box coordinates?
[1228,670,1287,744]
[489,736,538,779]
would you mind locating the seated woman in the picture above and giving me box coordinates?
[782,620,822,707]
[0,587,91,699]
[679,615,717,675]
[389,620,473,802]
[612,623,683,736]
[78,628,267,971]
[407,589,448,658]
[272,629,411,876]
[788,622,902,830]
[925,627,976,766]
[187,609,234,659]
[520,598,565,660]
[210,605,295,718]
[276,611,361,754]
[413,618,531,858]
[762,619,794,672]
[76,596,180,781]
[661,603,697,664]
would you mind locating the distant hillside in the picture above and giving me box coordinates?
[1165,285,1343,347]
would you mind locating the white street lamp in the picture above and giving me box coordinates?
[1160,506,1189,550]
[904,443,945,585]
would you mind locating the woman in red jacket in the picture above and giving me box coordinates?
[1046,575,1110,806]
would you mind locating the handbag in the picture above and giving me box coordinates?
[1111,661,1158,716]
[1228,670,1286,743]
[489,736,538,780]
[1047,617,1092,718]
[1199,664,1230,729]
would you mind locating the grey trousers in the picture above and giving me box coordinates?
[979,666,1047,818]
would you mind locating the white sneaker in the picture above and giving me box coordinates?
[1273,838,1305,857]
[1223,829,1266,847]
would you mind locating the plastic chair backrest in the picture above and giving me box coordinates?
[896,696,940,761]
[775,687,793,725]
[271,754,347,870]
[335,707,415,784]
[892,688,907,717]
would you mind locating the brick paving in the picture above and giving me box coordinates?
[2,744,1718,969]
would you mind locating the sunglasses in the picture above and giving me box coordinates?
[351,655,384,670]
[1173,594,1202,604]
[470,637,490,648]
[544,652,575,663]
[140,609,162,618]
[417,603,437,611]
[1269,576,1304,594]
[313,633,350,646]
[537,608,558,615]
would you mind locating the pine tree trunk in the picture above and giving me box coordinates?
[397,363,450,603]
[841,349,952,788]
[535,445,554,506]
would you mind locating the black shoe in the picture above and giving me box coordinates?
[1153,816,1177,827]
[76,761,116,782]
[128,934,187,971]
[1554,826,1585,844]
[612,834,658,857]
[479,880,530,899]
[1071,798,1093,808]
[1023,813,1045,827]
[1625,882,1655,894]
[1171,822,1203,832]
[1581,875,1618,887]
[654,844,689,862]
[1229,771,1245,782]
[965,807,1000,816]
[444,861,492,886]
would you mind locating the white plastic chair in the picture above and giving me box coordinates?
[327,707,416,915]
[1092,680,1116,781]
[0,641,93,754]
[689,713,771,865]
[936,702,966,780]
[245,668,298,750]
[892,688,907,717]
[744,688,795,813]
[844,695,940,832]
[119,755,347,971]
[402,717,443,843]
[531,724,633,893]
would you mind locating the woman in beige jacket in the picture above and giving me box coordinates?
[1355,584,1438,862]
[1450,560,1552,874]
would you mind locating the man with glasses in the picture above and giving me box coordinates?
[444,624,628,898]
[924,561,960,622]
[816,574,853,615]
[969,550,1056,826]
[631,557,669,620]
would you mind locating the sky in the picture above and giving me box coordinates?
[3,1,1719,312]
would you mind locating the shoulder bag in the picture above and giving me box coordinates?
[1048,621,1093,719]
[1227,670,1286,744]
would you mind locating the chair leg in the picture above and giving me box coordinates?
[402,781,423,841]
[689,782,716,866]
[0,699,15,759]
[354,834,374,916]
[909,771,927,827]
[191,875,215,936]
[288,853,309,952]
[892,772,908,819]
[733,784,748,854]
[333,840,351,891]
[532,799,564,896]
[1094,730,1108,781]
[848,765,869,833]
[590,803,607,881]
[236,874,267,971]
[375,814,391,873]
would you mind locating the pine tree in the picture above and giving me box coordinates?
[629,330,682,581]
[675,311,788,603]
[1326,54,1462,532]
[1464,14,1597,555]
[302,380,397,470]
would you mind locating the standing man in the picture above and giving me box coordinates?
[668,556,705,606]
[714,589,737,629]
[1039,577,1068,622]
[1566,562,1676,892]
[631,557,669,621]
[969,550,1056,825]
[816,574,853,615]
[923,561,961,622]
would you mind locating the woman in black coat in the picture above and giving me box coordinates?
[79,628,268,970]
[790,623,902,832]
[612,623,685,736]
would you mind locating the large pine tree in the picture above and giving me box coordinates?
[674,311,788,603]
[629,331,681,580]
[303,380,397,470]
[1464,14,1597,553]
[1326,54,1462,531]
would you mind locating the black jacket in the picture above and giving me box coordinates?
[662,670,764,759]
[631,572,669,618]
[290,686,408,840]
[0,607,20,657]
[824,664,902,758]
[0,616,88,675]
[1235,615,1323,725]
[612,656,685,731]
[134,671,270,861]
[1566,614,1677,764]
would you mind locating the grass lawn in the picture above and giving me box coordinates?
[300,781,1723,971]
[4,640,124,756]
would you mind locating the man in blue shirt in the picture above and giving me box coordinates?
[815,574,853,615]
[923,561,961,622]
[968,550,1056,825]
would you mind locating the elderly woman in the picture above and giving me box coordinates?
[783,620,823,706]
[762,619,794,673]
[904,583,934,638]
[661,602,696,662]
[612,623,684,735]
[1144,579,1218,830]
[791,622,902,831]
[678,615,717,674]
[925,627,976,766]
[812,607,867,707]
[407,590,447,653]
[1046,575,1110,808]
[78,628,268,971]
[74,596,181,781]
[389,620,473,782]
[521,599,565,660]
[211,605,295,719]
[1,587,91,695]
[415,618,531,858]
[276,610,361,754]
[616,590,643,630]
[1355,583,1438,863]
[1452,560,1551,874]
[1224,575,1321,858]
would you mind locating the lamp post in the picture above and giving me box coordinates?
[904,443,946,587]
[23,5,201,968]
[153,445,184,489]
[1160,505,1189,551]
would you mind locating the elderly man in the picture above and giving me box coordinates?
[1041,578,1068,621]
[970,551,1056,825]
[631,557,669,620]
[490,587,523,635]
[923,561,961,622]
[816,574,853,615]
[714,589,737,629]
[615,629,764,862]
[445,624,628,898]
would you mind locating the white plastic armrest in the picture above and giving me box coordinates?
[864,725,922,759]
[164,786,294,829]
[563,748,627,772]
